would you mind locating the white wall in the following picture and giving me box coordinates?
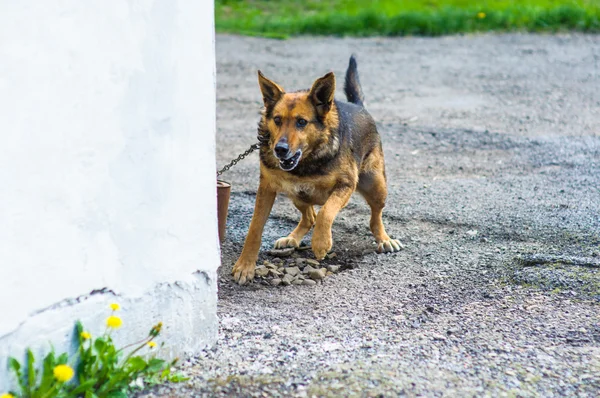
[0,0,218,389]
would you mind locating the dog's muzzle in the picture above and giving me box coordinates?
[277,149,302,171]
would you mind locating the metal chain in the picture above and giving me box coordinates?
[216,133,269,177]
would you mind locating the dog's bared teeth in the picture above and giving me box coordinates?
[279,150,302,171]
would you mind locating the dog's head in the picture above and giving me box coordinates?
[257,71,336,171]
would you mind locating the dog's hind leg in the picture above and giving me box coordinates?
[358,155,403,253]
[274,202,316,249]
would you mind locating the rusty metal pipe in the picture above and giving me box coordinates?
[216,180,231,243]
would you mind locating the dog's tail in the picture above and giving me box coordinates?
[344,54,365,107]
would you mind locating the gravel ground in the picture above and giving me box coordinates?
[139,33,600,397]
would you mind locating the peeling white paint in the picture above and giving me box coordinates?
[0,0,218,389]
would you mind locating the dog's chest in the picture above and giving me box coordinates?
[278,180,328,205]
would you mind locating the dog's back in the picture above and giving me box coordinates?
[335,56,382,169]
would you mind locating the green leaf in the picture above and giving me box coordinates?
[168,373,190,383]
[8,357,24,393]
[160,367,170,379]
[106,390,128,398]
[146,358,166,373]
[56,353,68,364]
[8,357,21,378]
[94,338,106,353]
[71,378,98,395]
[38,351,57,393]
[127,357,147,372]
[42,351,56,370]
[8,356,21,373]
[26,349,35,396]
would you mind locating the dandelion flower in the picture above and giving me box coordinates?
[110,303,120,311]
[477,12,486,19]
[150,322,163,337]
[1,393,15,398]
[106,315,122,329]
[80,331,91,340]
[53,364,74,382]
[147,341,157,349]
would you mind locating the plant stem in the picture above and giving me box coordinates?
[40,383,58,398]
[120,337,155,367]
[118,336,152,352]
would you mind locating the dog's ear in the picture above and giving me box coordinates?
[258,71,284,108]
[309,72,336,117]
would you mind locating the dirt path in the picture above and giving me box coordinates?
[144,33,600,397]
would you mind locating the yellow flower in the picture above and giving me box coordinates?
[110,303,120,311]
[80,331,91,340]
[147,341,157,349]
[53,364,74,382]
[1,393,15,398]
[477,12,486,19]
[106,315,122,329]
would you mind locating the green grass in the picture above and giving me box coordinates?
[215,0,600,37]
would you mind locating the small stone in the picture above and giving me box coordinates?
[303,279,317,286]
[284,266,300,276]
[326,252,337,259]
[309,268,326,280]
[271,278,282,286]
[282,274,294,286]
[431,333,447,341]
[269,269,283,277]
[327,265,340,273]
[297,242,312,251]
[295,258,307,266]
[255,266,269,277]
[326,271,333,276]
[265,262,278,270]
[306,259,320,266]
[267,247,295,257]
[292,279,304,285]
[303,265,316,274]
[272,258,284,264]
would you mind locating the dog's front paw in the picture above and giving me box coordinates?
[232,259,256,285]
[376,239,404,253]
[274,236,299,249]
[312,228,332,260]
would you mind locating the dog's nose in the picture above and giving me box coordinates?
[274,139,290,158]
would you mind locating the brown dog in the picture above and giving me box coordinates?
[232,55,402,284]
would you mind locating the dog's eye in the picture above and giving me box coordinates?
[296,118,307,128]
[273,116,282,126]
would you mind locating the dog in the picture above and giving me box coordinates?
[232,55,402,285]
